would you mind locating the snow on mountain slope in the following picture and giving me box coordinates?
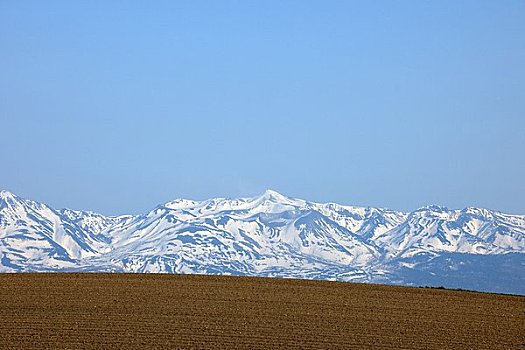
[1,189,524,293]
[374,205,525,259]
[0,191,104,271]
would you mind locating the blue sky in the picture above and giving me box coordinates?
[1,1,524,214]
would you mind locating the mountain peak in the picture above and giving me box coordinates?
[262,189,286,199]
[164,198,199,210]
[0,190,19,204]
[415,204,449,212]
[0,190,27,213]
[257,189,298,204]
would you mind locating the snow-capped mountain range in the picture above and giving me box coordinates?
[1,189,524,294]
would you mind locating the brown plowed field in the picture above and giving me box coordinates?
[0,274,523,349]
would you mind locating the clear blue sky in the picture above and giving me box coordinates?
[1,1,524,215]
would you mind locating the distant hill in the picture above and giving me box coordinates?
[1,189,524,294]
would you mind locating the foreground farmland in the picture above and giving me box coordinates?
[0,274,523,349]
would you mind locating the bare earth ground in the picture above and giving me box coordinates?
[0,274,523,349]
